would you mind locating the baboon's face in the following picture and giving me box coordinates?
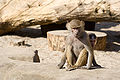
[71,27,82,36]
[89,34,97,47]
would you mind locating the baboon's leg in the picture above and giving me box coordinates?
[75,49,87,67]
[73,51,101,69]
[66,45,74,66]
[57,45,76,69]
[65,45,78,71]
[71,48,87,69]
[81,37,94,69]
[92,55,101,67]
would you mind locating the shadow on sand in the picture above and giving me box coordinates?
[95,22,120,52]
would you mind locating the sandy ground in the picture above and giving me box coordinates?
[0,22,120,80]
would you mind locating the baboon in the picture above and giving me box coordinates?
[58,33,100,70]
[57,19,100,70]
[33,50,40,63]
[71,33,101,69]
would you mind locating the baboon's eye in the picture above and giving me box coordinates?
[73,27,80,30]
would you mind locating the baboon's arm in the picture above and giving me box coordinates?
[57,52,66,69]
[80,34,93,69]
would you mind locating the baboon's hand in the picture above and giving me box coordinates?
[57,63,63,69]
[66,67,75,71]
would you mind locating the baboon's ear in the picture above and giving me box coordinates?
[66,22,72,31]
[80,21,85,27]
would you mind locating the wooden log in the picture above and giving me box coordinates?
[0,0,120,35]
[47,30,107,52]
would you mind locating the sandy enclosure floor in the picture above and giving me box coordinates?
[0,22,120,80]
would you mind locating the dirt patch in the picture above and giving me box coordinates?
[0,22,120,80]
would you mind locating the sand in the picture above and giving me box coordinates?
[0,22,120,80]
